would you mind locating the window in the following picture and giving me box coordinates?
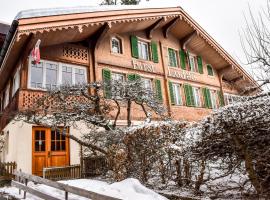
[111,72,125,98]
[3,84,10,109]
[62,65,72,85]
[51,129,66,151]
[224,93,241,105]
[193,87,201,107]
[29,59,87,89]
[141,78,152,91]
[12,68,20,96]
[210,90,218,109]
[45,62,58,90]
[207,65,214,76]
[112,73,125,82]
[138,40,149,60]
[168,48,178,67]
[189,54,197,72]
[75,68,86,84]
[30,62,43,89]
[172,83,182,105]
[111,37,122,54]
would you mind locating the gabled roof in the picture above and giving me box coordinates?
[15,5,178,20]
[0,5,260,93]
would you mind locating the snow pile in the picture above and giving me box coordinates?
[0,178,167,200]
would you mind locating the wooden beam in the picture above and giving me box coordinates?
[180,31,197,49]
[218,65,233,76]
[163,17,180,38]
[146,18,164,39]
[230,75,244,83]
[93,23,111,50]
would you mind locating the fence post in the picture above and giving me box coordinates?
[80,145,83,178]
[65,191,68,200]
[23,179,28,199]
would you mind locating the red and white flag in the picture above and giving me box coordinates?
[30,39,41,64]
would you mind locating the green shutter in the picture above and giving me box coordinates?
[206,88,212,108]
[184,84,191,106]
[155,79,163,102]
[128,74,135,81]
[131,36,139,58]
[102,68,111,98]
[128,74,140,81]
[151,41,159,63]
[202,88,207,108]
[202,88,212,108]
[207,64,214,76]
[197,56,203,74]
[179,50,186,70]
[218,90,225,107]
[168,81,175,105]
[189,85,195,106]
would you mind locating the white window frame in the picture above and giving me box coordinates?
[210,90,218,109]
[111,72,125,82]
[192,87,201,107]
[28,59,87,90]
[111,72,125,98]
[12,67,20,97]
[111,36,122,54]
[189,53,197,72]
[172,83,182,105]
[138,40,150,60]
[3,84,10,109]
[141,77,153,91]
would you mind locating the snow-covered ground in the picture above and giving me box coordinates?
[0,178,168,200]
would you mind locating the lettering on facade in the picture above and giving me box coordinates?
[132,60,154,72]
[168,69,196,81]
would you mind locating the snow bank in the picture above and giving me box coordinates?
[0,178,168,200]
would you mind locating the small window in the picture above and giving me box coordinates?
[210,90,218,109]
[138,40,150,60]
[12,68,20,96]
[172,83,182,105]
[45,62,58,90]
[111,37,122,54]
[189,54,197,72]
[75,68,86,84]
[112,73,125,82]
[62,65,72,85]
[168,48,178,67]
[192,87,201,107]
[30,61,44,89]
[141,78,152,91]
[111,72,125,98]
[207,65,214,76]
[3,84,10,109]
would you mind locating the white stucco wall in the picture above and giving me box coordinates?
[1,120,87,174]
[3,121,32,174]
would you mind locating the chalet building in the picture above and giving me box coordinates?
[0,6,259,175]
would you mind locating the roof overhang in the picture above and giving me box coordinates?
[0,6,260,93]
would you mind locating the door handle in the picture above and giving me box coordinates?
[48,151,51,158]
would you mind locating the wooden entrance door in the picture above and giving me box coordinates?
[32,127,70,176]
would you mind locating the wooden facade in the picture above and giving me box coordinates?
[0,6,259,174]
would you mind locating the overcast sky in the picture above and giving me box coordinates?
[0,0,267,75]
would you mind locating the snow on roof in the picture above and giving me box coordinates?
[15,5,181,20]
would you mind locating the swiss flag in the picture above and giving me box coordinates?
[31,39,41,64]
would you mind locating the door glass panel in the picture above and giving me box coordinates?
[51,129,66,151]
[34,130,46,152]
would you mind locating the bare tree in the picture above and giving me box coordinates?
[15,79,165,155]
[241,0,270,93]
